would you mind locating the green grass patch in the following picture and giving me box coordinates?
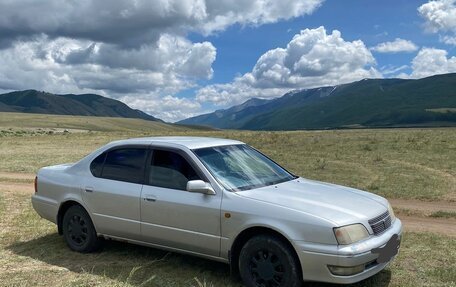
[394,208,424,217]
[430,211,456,219]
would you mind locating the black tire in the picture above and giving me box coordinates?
[239,235,302,287]
[62,205,101,253]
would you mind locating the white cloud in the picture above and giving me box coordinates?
[196,26,381,106]
[419,0,456,45]
[380,65,409,76]
[409,47,456,78]
[196,79,289,106]
[0,35,213,94]
[121,94,203,122]
[198,0,323,34]
[0,0,323,121]
[419,0,456,33]
[61,34,216,80]
[370,38,418,53]
[0,0,323,47]
[441,35,456,45]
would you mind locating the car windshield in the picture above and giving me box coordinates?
[193,144,296,191]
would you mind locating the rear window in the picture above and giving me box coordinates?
[91,148,148,184]
[90,152,106,178]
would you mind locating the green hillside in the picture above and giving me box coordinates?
[0,90,162,122]
[179,73,456,130]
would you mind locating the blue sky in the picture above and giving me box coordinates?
[0,0,455,121]
[196,0,434,82]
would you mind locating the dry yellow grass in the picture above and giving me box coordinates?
[0,177,455,287]
[0,113,455,286]
[1,126,455,200]
[0,112,211,132]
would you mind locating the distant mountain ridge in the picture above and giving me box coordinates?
[178,73,456,130]
[0,90,161,122]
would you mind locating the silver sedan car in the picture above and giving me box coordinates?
[32,136,402,286]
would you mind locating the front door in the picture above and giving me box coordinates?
[140,148,221,257]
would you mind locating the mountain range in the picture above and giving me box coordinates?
[2,73,456,130]
[178,73,456,130]
[0,90,161,122]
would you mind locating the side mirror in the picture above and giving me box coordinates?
[186,180,216,195]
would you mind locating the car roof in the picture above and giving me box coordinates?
[111,136,244,150]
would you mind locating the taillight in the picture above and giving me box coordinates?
[34,176,38,193]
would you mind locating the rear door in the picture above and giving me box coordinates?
[140,147,222,257]
[82,146,148,240]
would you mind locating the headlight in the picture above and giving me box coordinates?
[388,202,396,222]
[334,224,369,245]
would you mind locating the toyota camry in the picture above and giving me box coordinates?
[32,136,402,286]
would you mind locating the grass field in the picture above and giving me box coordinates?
[0,112,212,133]
[0,113,455,286]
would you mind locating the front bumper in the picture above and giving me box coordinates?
[293,218,402,284]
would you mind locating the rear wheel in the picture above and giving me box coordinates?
[239,235,301,287]
[62,205,101,252]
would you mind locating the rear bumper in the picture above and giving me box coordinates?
[294,218,402,284]
[31,194,58,224]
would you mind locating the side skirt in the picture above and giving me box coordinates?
[99,233,230,264]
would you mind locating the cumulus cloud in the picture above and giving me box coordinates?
[409,47,456,78]
[0,35,213,94]
[121,94,204,122]
[0,0,323,121]
[419,0,456,33]
[196,26,381,106]
[61,34,216,79]
[0,0,204,48]
[0,0,323,48]
[419,0,456,45]
[370,38,418,53]
[198,0,323,34]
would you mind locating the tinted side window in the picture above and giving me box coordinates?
[90,152,106,177]
[149,150,201,190]
[101,148,147,184]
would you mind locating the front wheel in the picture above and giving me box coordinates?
[62,205,101,253]
[239,235,302,287]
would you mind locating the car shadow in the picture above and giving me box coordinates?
[8,233,391,287]
[7,233,239,286]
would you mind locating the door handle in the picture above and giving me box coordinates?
[144,195,157,202]
[84,187,94,193]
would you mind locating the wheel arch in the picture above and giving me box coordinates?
[57,200,87,235]
[229,226,302,276]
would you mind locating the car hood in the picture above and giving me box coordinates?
[236,178,388,226]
